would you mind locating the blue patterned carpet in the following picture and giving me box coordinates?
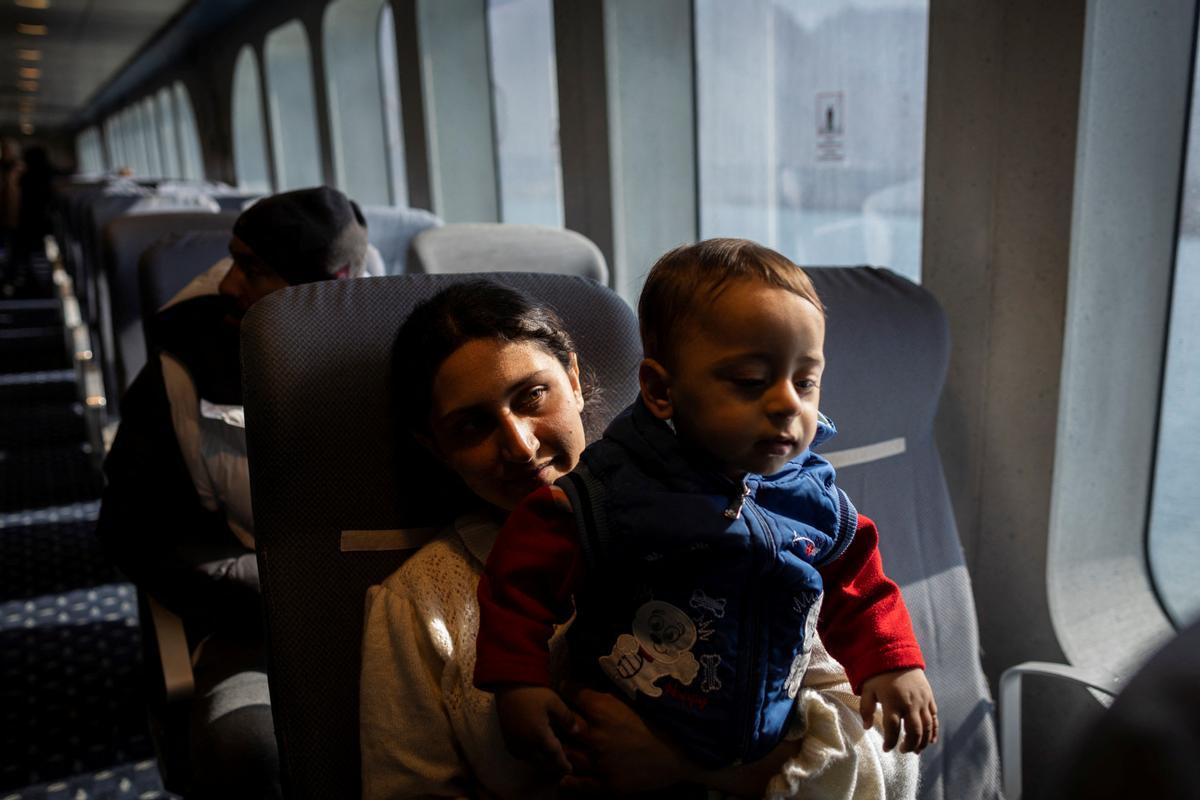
[0,258,173,799]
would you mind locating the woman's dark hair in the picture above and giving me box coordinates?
[392,280,584,432]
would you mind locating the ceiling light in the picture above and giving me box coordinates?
[17,49,41,61]
[15,0,50,8]
[17,80,38,91]
[16,23,47,35]
[19,67,40,79]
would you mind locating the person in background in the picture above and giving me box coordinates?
[98,186,374,800]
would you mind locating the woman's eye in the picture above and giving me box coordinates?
[520,386,549,407]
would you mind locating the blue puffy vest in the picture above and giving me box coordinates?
[557,400,857,766]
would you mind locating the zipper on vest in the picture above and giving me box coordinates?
[739,497,779,758]
[723,478,752,520]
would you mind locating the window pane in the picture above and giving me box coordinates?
[265,20,324,190]
[695,0,928,283]
[486,0,562,226]
[1149,37,1200,627]
[141,98,163,178]
[174,82,206,181]
[232,46,273,192]
[76,127,105,174]
[325,0,393,205]
[126,107,149,178]
[378,4,408,205]
[158,88,181,179]
[104,118,120,170]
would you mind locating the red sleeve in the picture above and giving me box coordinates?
[817,513,925,693]
[474,485,584,690]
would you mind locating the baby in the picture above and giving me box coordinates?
[475,238,937,772]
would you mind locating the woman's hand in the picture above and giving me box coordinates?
[559,687,691,795]
[561,687,807,797]
[495,686,581,774]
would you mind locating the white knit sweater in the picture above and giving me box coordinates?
[359,514,917,800]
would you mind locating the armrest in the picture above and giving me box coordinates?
[144,593,195,703]
[999,661,1121,800]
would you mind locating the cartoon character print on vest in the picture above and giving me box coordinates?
[600,600,701,698]
[784,589,823,699]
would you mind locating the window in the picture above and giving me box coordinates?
[157,88,181,179]
[124,106,149,178]
[379,3,408,206]
[141,98,163,177]
[486,0,563,226]
[1149,36,1200,627]
[173,82,205,180]
[232,46,272,192]
[694,0,928,283]
[103,118,121,170]
[75,127,105,174]
[324,0,396,205]
[265,20,324,190]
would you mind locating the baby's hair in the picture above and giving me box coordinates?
[392,279,589,432]
[638,238,824,364]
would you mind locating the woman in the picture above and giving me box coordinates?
[360,280,916,799]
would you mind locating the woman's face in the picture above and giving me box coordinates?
[423,338,586,512]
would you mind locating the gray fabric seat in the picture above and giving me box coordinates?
[359,205,442,274]
[240,273,641,800]
[138,229,232,343]
[806,267,1002,800]
[103,212,236,402]
[408,223,608,282]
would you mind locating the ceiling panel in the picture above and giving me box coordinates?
[0,0,190,132]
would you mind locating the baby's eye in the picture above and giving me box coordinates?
[795,379,819,392]
[729,376,767,389]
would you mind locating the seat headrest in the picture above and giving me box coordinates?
[807,267,949,450]
[408,223,608,283]
[242,272,641,536]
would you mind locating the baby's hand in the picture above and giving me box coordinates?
[495,686,582,774]
[859,668,938,754]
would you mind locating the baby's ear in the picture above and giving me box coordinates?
[638,358,674,421]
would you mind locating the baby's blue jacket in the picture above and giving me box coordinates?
[558,400,858,766]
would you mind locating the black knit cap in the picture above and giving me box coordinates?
[232,186,369,284]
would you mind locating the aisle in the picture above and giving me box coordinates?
[0,253,171,800]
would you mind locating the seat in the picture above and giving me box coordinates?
[240,272,641,800]
[805,267,1002,800]
[408,223,608,282]
[138,229,232,345]
[102,212,236,403]
[359,205,442,274]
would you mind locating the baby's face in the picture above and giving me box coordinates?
[664,279,825,477]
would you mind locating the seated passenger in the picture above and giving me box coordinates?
[97,186,373,800]
[360,279,919,799]
[475,240,936,771]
